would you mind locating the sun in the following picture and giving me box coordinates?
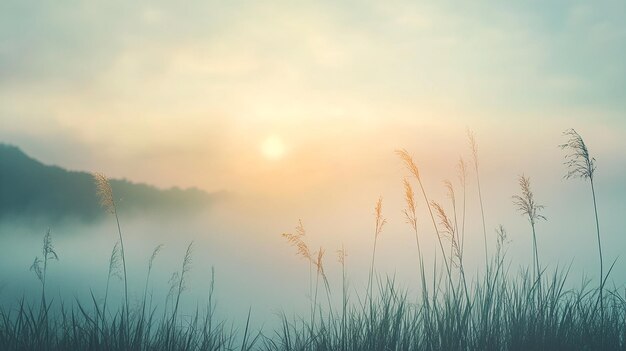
[261,136,286,160]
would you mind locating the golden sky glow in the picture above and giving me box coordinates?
[0,1,625,202]
[261,136,286,161]
[1,1,626,306]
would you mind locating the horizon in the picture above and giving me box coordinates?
[1,1,626,349]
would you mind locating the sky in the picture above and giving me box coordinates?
[1,1,626,301]
[1,0,625,196]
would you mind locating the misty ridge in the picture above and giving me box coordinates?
[0,143,221,224]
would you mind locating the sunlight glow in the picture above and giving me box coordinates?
[261,136,286,161]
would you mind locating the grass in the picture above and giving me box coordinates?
[512,175,545,285]
[1,129,625,350]
[560,129,605,318]
[94,172,130,324]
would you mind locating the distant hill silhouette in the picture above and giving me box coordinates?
[0,144,218,222]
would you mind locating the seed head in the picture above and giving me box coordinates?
[93,172,116,214]
[560,129,596,180]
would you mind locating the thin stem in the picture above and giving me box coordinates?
[531,223,540,286]
[412,226,423,277]
[341,254,346,351]
[461,179,467,257]
[475,164,489,270]
[590,178,603,317]
[416,179,457,300]
[113,208,129,324]
[368,237,378,307]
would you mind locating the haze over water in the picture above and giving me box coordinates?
[1,0,626,333]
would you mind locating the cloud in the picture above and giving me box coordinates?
[1,0,625,196]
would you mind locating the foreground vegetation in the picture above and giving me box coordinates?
[1,129,625,350]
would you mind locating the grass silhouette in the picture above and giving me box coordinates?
[0,129,624,350]
[560,129,605,320]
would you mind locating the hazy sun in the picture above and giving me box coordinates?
[261,136,286,160]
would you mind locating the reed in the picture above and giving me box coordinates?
[560,128,604,317]
[141,244,164,325]
[312,247,333,328]
[367,197,386,306]
[30,228,58,308]
[102,241,121,325]
[402,177,429,300]
[336,245,348,351]
[512,175,546,286]
[396,149,457,300]
[457,157,468,256]
[282,220,314,323]
[468,129,489,269]
[93,172,129,322]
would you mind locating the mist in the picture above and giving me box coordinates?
[2,133,625,334]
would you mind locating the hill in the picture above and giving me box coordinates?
[0,144,217,222]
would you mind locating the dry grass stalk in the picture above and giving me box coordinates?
[169,242,194,333]
[374,196,387,240]
[108,242,122,281]
[337,246,347,265]
[282,220,316,325]
[282,220,311,262]
[314,248,327,282]
[495,225,510,261]
[443,179,459,239]
[368,197,386,306]
[396,148,457,299]
[30,257,43,283]
[402,178,418,232]
[467,129,489,269]
[560,128,604,318]
[93,172,115,214]
[467,129,479,168]
[402,177,424,263]
[103,241,121,323]
[560,129,596,180]
[92,171,129,323]
[457,157,468,185]
[30,229,59,310]
[402,177,431,297]
[457,157,468,255]
[396,149,420,180]
[149,244,164,272]
[512,176,546,226]
[430,201,460,268]
[312,246,333,326]
[513,175,545,283]
[444,180,455,202]
[142,244,164,321]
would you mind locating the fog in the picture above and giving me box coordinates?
[1,149,626,334]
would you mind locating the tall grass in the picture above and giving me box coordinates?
[367,196,387,306]
[1,235,246,351]
[102,241,121,325]
[1,128,625,350]
[512,175,546,285]
[29,228,58,308]
[396,149,457,300]
[282,220,314,324]
[269,130,623,350]
[560,129,604,318]
[468,129,489,268]
[457,157,468,258]
[93,172,129,322]
[402,177,428,298]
